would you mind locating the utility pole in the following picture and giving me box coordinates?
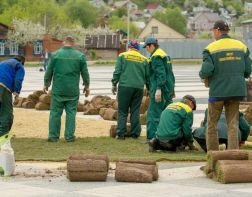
[126,0,130,50]
[44,14,47,33]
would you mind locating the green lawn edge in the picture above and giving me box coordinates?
[12,137,252,162]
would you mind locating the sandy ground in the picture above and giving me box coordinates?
[11,108,115,138]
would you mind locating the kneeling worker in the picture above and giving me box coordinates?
[193,109,251,152]
[149,95,197,152]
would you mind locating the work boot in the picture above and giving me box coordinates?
[148,138,158,152]
[116,136,125,140]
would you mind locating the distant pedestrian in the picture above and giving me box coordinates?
[112,40,149,139]
[143,37,175,141]
[0,55,25,137]
[44,35,90,142]
[199,20,252,151]
[43,48,50,71]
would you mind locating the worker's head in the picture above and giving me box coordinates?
[63,35,75,46]
[212,20,230,40]
[183,95,196,110]
[143,37,158,53]
[14,55,25,65]
[128,40,140,50]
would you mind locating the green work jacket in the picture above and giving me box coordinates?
[156,101,193,144]
[112,49,148,89]
[148,48,175,98]
[199,34,252,98]
[44,46,90,98]
[194,109,250,141]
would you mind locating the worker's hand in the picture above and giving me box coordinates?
[112,85,117,95]
[13,92,19,101]
[155,89,162,102]
[83,86,90,97]
[43,86,48,93]
[201,79,209,88]
[188,143,198,151]
[239,141,245,147]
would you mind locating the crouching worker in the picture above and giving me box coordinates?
[148,95,198,152]
[193,109,251,152]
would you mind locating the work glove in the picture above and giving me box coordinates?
[83,86,90,97]
[112,85,117,95]
[188,143,198,151]
[13,92,19,101]
[155,89,162,103]
[43,86,48,93]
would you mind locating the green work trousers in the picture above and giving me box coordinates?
[0,86,13,137]
[117,86,143,137]
[207,100,239,151]
[48,94,78,141]
[147,93,172,140]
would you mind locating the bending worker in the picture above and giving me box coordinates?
[0,55,25,137]
[193,109,251,152]
[112,40,148,139]
[143,37,175,141]
[44,35,90,142]
[149,95,197,152]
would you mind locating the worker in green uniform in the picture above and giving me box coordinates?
[112,40,149,139]
[44,36,90,142]
[199,20,252,151]
[193,109,251,152]
[148,95,197,152]
[143,37,175,141]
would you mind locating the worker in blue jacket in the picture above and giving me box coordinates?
[0,55,25,137]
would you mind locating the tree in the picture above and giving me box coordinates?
[7,18,45,46]
[111,7,127,18]
[65,0,98,28]
[108,15,140,39]
[154,7,187,35]
[0,0,72,29]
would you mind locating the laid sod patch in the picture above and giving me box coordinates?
[12,137,206,161]
[12,137,252,161]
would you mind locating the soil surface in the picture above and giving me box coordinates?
[12,108,115,138]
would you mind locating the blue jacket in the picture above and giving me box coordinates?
[0,59,25,94]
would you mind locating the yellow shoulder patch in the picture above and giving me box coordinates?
[151,48,167,58]
[206,38,247,54]
[167,102,192,113]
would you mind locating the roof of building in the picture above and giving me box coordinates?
[146,3,160,10]
[242,19,252,24]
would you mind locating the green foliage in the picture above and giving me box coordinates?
[223,0,244,15]
[64,0,98,28]
[195,31,212,39]
[154,6,187,35]
[111,7,127,18]
[90,49,97,60]
[0,0,72,28]
[108,15,140,39]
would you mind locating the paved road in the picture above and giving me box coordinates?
[21,64,208,127]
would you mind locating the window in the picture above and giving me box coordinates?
[9,42,19,55]
[0,42,5,55]
[151,26,158,34]
[33,41,43,55]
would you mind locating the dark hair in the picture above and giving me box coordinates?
[14,55,25,65]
